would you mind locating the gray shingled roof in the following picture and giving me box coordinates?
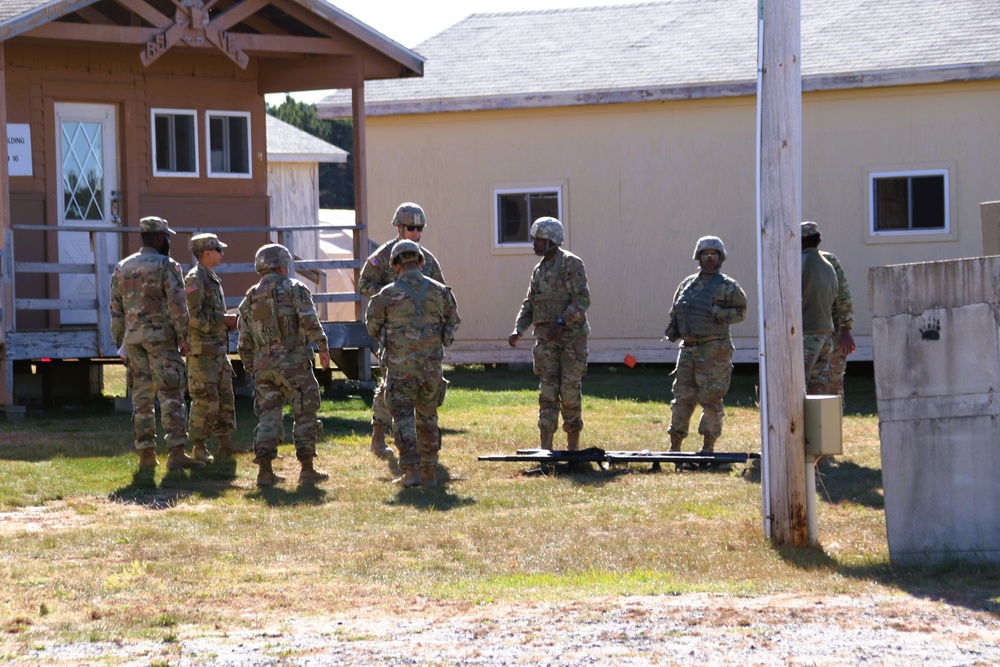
[266,114,348,163]
[317,0,1000,117]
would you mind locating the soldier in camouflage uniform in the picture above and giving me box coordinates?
[359,203,447,461]
[808,222,856,397]
[365,240,460,487]
[508,217,591,451]
[664,236,747,453]
[237,244,332,487]
[110,216,204,471]
[185,233,246,463]
[801,222,840,394]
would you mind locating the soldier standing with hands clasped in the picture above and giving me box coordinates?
[185,233,247,463]
[508,217,591,451]
[664,236,747,454]
[237,244,331,487]
[365,240,460,487]
[110,216,204,471]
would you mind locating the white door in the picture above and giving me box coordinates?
[56,103,120,326]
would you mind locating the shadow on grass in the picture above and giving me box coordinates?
[249,482,328,507]
[383,464,477,511]
[776,544,1000,617]
[737,459,883,509]
[814,459,883,509]
[108,457,243,506]
[318,413,375,438]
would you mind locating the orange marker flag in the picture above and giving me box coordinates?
[623,354,637,368]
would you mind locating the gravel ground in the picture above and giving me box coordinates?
[9,593,1000,666]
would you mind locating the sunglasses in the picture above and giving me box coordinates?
[404,225,421,232]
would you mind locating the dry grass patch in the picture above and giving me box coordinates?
[0,363,995,647]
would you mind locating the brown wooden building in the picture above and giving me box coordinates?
[0,0,423,410]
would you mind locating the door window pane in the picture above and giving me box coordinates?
[61,121,104,221]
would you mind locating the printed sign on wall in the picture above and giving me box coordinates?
[7,124,32,177]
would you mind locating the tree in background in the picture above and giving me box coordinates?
[267,95,354,210]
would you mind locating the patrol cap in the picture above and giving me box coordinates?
[390,239,425,265]
[801,221,820,237]
[190,233,228,254]
[139,216,176,235]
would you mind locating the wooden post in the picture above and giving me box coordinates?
[0,43,13,410]
[758,0,808,545]
[351,58,371,382]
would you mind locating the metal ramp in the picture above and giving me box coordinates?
[479,447,760,471]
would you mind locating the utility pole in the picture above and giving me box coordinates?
[756,0,808,546]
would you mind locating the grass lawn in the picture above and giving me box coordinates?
[0,362,996,645]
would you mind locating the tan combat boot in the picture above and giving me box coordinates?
[138,448,159,469]
[216,434,250,458]
[394,464,421,487]
[256,459,285,487]
[370,424,394,460]
[699,435,717,454]
[298,458,330,484]
[166,446,207,471]
[566,431,580,452]
[419,465,437,487]
[669,433,684,453]
[191,441,214,464]
[539,429,555,450]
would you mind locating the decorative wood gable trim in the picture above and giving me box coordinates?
[17,0,379,70]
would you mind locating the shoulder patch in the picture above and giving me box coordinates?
[369,256,380,267]
[186,283,199,293]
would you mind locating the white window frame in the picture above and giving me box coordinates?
[151,108,199,178]
[205,110,252,179]
[493,184,564,253]
[868,168,950,238]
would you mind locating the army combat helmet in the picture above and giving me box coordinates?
[692,235,727,263]
[392,203,426,229]
[529,216,564,252]
[390,239,425,266]
[254,244,292,273]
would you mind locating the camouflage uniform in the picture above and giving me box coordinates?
[237,251,329,464]
[513,247,591,434]
[185,236,236,447]
[110,240,189,454]
[360,239,445,428]
[822,250,853,397]
[802,246,839,394]
[666,269,747,442]
[365,252,460,469]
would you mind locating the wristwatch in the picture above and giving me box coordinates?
[556,317,565,326]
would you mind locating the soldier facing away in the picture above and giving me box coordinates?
[664,236,747,453]
[508,217,591,451]
[237,244,331,487]
[185,233,248,463]
[359,203,447,461]
[365,241,460,487]
[110,216,204,471]
[808,222,856,397]
[801,221,841,394]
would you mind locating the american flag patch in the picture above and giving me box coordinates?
[369,257,379,267]
[186,284,199,293]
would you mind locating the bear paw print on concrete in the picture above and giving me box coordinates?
[920,318,941,341]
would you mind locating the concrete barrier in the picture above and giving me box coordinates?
[870,256,1000,565]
